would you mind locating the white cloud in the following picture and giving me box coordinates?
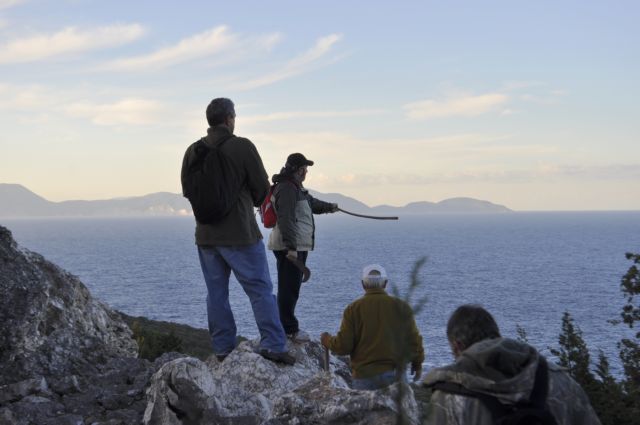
[65,98,165,125]
[404,93,508,119]
[520,92,565,104]
[236,33,343,90]
[0,0,25,10]
[0,24,145,64]
[105,26,239,71]
[242,108,386,125]
[325,163,640,188]
[501,80,545,91]
[535,163,640,180]
[0,83,62,110]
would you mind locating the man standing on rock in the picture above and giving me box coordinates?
[181,98,294,365]
[267,152,338,343]
[320,264,424,390]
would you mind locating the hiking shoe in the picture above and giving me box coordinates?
[259,349,296,365]
[287,330,310,343]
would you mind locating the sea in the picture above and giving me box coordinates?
[3,212,639,376]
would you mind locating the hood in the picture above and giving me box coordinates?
[423,338,540,404]
[204,125,233,146]
[272,169,302,186]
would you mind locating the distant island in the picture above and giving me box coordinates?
[0,183,512,218]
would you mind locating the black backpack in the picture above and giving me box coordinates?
[181,135,241,224]
[430,357,558,425]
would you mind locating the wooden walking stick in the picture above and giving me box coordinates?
[337,208,398,220]
[323,346,330,372]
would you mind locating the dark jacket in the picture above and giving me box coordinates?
[422,338,601,425]
[327,288,425,379]
[267,173,334,251]
[181,125,269,246]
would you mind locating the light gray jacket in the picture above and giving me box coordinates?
[267,177,334,251]
[422,338,601,425]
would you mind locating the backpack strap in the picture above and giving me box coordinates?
[429,381,508,418]
[429,357,558,425]
[529,356,550,408]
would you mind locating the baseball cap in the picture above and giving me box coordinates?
[285,153,314,169]
[362,264,388,280]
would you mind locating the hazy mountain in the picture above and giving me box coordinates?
[0,183,511,218]
[0,184,191,217]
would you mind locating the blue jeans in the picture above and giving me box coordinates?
[352,370,403,390]
[197,241,287,356]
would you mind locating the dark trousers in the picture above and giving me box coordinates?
[273,250,308,334]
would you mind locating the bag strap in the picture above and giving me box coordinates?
[430,381,508,418]
[529,356,550,408]
[429,357,555,423]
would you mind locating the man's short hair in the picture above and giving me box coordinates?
[206,98,235,127]
[362,264,387,289]
[446,304,501,349]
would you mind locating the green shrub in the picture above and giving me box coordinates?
[550,253,640,425]
[131,321,184,360]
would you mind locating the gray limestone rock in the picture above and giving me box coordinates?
[0,225,137,385]
[0,226,152,423]
[144,340,420,424]
[143,356,219,425]
[0,377,49,404]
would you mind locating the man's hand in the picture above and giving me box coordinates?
[320,332,332,348]
[287,250,297,259]
[411,362,422,382]
[330,203,339,213]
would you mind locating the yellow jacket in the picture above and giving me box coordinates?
[327,288,424,379]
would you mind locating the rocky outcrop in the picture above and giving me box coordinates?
[0,225,165,424]
[0,225,136,382]
[143,341,420,425]
[0,224,424,424]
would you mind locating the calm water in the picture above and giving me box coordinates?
[3,212,639,375]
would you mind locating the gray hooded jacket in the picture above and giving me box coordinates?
[267,174,334,251]
[422,338,601,425]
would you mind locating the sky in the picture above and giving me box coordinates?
[0,0,638,211]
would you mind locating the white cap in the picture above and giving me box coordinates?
[362,264,387,287]
[362,264,387,280]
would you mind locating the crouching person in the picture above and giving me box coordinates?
[422,304,601,425]
[320,264,425,390]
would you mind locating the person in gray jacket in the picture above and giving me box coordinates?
[422,304,601,425]
[267,153,338,342]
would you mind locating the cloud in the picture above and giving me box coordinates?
[325,163,640,188]
[404,92,508,119]
[535,163,640,180]
[0,0,25,10]
[0,83,62,110]
[501,80,545,91]
[236,33,343,90]
[242,108,386,125]
[105,26,242,71]
[520,91,565,104]
[0,24,145,64]
[65,98,165,125]
[251,130,515,153]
